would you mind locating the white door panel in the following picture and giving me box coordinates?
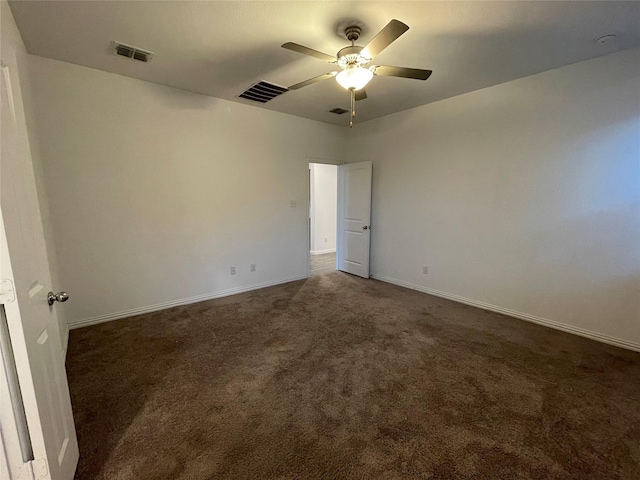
[1,58,78,480]
[337,161,372,278]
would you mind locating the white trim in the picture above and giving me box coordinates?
[310,248,336,255]
[305,156,344,166]
[62,323,69,355]
[306,163,312,279]
[68,274,308,330]
[371,273,640,353]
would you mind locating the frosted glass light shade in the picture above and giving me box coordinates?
[336,67,373,91]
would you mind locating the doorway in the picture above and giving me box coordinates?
[309,163,338,276]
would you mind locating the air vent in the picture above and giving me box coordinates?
[114,42,153,63]
[329,107,348,115]
[238,81,288,103]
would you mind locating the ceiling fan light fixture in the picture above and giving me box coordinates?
[336,67,373,91]
[281,19,430,127]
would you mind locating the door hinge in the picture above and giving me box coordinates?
[30,458,48,480]
[15,458,47,480]
[0,278,15,304]
[15,463,34,480]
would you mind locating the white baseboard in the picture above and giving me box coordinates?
[371,273,640,353]
[68,274,308,330]
[311,248,336,255]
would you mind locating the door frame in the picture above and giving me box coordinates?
[305,157,343,278]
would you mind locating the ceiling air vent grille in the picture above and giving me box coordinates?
[238,81,288,103]
[114,42,153,63]
[329,107,348,115]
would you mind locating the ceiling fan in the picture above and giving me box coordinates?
[282,19,432,127]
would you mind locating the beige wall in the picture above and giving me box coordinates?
[351,47,640,348]
[26,55,347,326]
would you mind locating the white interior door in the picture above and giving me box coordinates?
[337,161,372,278]
[1,60,78,480]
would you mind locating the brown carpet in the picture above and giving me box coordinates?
[67,272,640,480]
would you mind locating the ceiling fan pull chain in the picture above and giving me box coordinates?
[350,88,355,128]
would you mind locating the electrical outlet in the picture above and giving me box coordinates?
[324,237,328,243]
[290,200,297,208]
[423,265,429,275]
[230,266,236,275]
[250,264,256,272]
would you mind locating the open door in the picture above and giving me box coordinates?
[1,60,78,479]
[337,161,372,278]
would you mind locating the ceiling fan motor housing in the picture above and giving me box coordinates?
[344,25,362,42]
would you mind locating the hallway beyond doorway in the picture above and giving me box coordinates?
[310,252,336,276]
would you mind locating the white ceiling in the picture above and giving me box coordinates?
[8,1,640,126]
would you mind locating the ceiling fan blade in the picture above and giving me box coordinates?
[372,65,432,80]
[288,72,337,90]
[355,89,367,101]
[281,42,336,63]
[360,20,409,60]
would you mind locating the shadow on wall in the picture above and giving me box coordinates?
[147,85,218,110]
[148,43,303,110]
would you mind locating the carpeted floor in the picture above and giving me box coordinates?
[67,272,640,480]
